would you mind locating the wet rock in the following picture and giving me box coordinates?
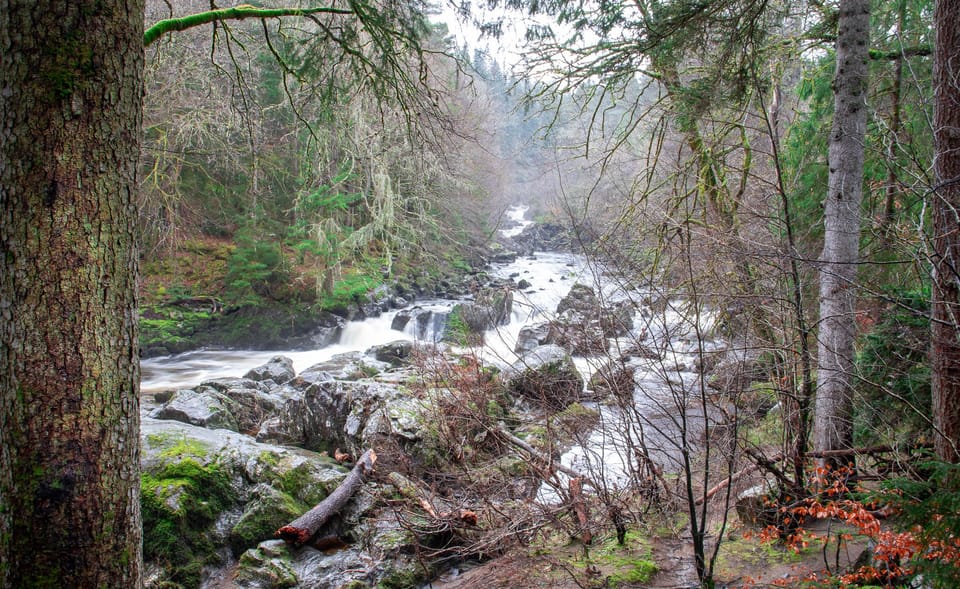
[556,283,600,316]
[443,287,514,344]
[503,344,584,410]
[245,356,296,385]
[392,308,448,342]
[601,300,636,338]
[506,222,573,254]
[735,483,779,528]
[149,386,240,431]
[235,539,425,589]
[490,249,519,263]
[545,311,609,356]
[622,342,662,360]
[368,340,414,366]
[229,484,308,556]
[140,419,347,587]
[296,352,389,382]
[587,360,636,400]
[257,378,421,454]
[515,322,550,354]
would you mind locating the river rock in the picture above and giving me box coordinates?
[546,311,609,356]
[587,360,636,400]
[368,340,414,366]
[556,283,600,316]
[735,483,779,528]
[244,356,296,385]
[140,418,348,587]
[601,300,636,338]
[236,532,425,589]
[257,377,422,454]
[515,322,551,354]
[507,222,572,254]
[443,287,514,344]
[149,386,241,431]
[503,344,584,410]
[296,352,390,381]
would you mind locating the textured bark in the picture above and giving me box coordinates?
[931,0,960,463]
[0,0,145,586]
[813,0,870,462]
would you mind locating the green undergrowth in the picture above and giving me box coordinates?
[591,530,658,587]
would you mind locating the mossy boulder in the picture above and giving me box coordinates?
[141,419,348,588]
[229,485,308,556]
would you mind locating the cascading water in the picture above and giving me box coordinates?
[141,205,579,391]
[141,204,721,498]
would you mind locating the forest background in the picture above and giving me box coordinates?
[1,0,959,586]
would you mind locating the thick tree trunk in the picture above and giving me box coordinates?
[813,0,870,464]
[931,0,960,463]
[0,0,145,586]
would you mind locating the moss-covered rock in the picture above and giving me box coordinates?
[141,419,348,587]
[141,447,235,587]
[230,485,307,556]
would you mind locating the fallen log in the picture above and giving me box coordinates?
[277,449,377,545]
[695,464,759,506]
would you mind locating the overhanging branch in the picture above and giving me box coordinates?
[144,5,355,46]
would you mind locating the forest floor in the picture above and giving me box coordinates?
[427,516,872,588]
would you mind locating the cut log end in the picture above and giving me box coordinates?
[276,525,313,545]
[275,448,378,546]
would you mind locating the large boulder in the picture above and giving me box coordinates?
[587,359,637,401]
[556,283,600,316]
[257,377,422,454]
[149,386,241,431]
[150,372,300,435]
[543,284,637,356]
[545,311,609,356]
[367,340,415,366]
[503,344,584,410]
[244,356,296,386]
[391,307,447,342]
[443,287,514,345]
[515,322,551,354]
[140,418,348,588]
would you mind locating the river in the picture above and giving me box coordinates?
[141,204,722,491]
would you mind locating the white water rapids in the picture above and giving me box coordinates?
[141,205,723,495]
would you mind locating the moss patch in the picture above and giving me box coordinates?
[229,486,307,555]
[141,456,236,587]
[590,530,658,587]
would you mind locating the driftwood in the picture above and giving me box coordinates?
[277,449,377,545]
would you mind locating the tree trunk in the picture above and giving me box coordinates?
[0,0,145,586]
[931,0,960,463]
[813,0,870,465]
